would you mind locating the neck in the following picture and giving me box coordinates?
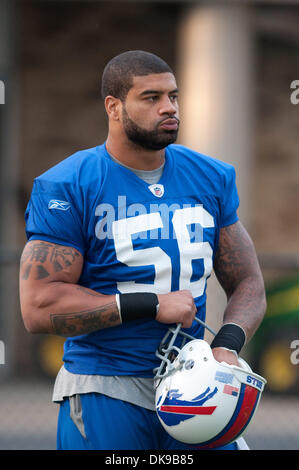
[105,133,165,171]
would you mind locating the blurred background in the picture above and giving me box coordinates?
[0,0,299,450]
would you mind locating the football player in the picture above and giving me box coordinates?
[19,50,266,450]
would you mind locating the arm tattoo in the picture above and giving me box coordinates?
[50,303,120,336]
[20,241,120,336]
[76,286,102,297]
[21,241,80,280]
[22,263,32,280]
[213,221,266,339]
[214,222,255,296]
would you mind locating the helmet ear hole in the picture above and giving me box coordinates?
[184,359,194,370]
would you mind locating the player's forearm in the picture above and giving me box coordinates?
[214,221,267,343]
[20,282,120,336]
[221,274,267,342]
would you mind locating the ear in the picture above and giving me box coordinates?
[104,96,122,121]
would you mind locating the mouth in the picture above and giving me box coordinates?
[159,118,179,131]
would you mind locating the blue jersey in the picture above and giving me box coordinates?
[25,143,239,377]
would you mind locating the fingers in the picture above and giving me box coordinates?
[179,290,197,328]
[212,347,240,366]
[156,290,197,328]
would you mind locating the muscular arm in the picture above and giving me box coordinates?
[19,240,120,336]
[19,240,196,336]
[213,221,267,343]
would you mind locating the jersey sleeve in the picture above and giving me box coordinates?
[220,165,240,227]
[25,177,85,254]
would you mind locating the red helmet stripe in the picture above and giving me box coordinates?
[198,384,260,449]
[160,405,216,415]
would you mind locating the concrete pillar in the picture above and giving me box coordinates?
[177,4,255,339]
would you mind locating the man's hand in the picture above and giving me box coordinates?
[212,347,240,366]
[156,290,197,328]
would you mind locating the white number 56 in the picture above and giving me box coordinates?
[112,206,214,299]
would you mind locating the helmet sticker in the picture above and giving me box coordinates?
[214,370,234,384]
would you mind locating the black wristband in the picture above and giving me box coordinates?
[210,323,246,354]
[117,293,159,323]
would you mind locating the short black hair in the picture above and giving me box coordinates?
[101,50,173,101]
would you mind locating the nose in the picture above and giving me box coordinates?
[159,95,177,116]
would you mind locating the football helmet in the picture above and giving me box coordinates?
[154,318,266,449]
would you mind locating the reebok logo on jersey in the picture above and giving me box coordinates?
[148,183,164,198]
[48,200,71,211]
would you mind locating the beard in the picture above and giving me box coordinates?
[122,106,179,151]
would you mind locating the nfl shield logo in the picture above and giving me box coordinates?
[148,183,164,198]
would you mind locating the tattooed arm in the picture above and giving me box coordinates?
[19,240,120,336]
[212,221,267,364]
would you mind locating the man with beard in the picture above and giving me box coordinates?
[20,51,266,450]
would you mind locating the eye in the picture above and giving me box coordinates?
[146,95,158,102]
[170,94,178,102]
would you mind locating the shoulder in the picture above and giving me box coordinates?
[168,144,236,175]
[167,144,237,191]
[35,145,107,187]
